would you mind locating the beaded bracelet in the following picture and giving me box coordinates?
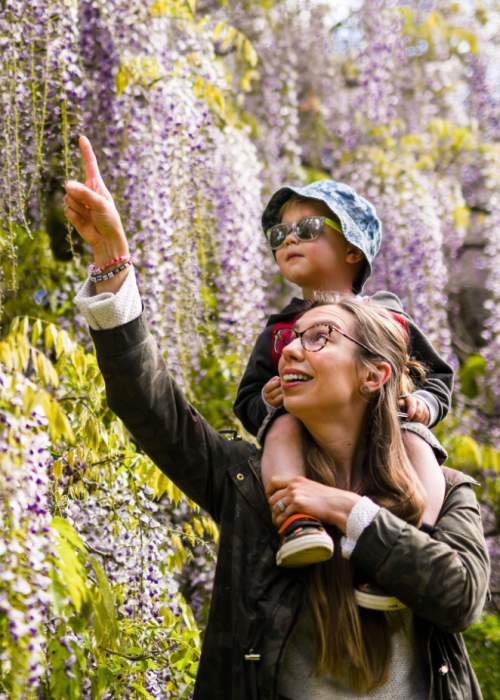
[89,254,132,275]
[90,260,132,284]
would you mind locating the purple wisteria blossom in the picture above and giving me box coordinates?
[0,372,53,693]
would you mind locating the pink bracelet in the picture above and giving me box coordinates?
[89,254,132,275]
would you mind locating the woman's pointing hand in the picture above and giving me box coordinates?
[63,135,129,265]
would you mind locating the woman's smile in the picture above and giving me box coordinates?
[280,367,313,389]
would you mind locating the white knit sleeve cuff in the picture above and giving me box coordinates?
[341,496,380,559]
[74,267,142,330]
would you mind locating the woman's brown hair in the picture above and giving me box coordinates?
[302,293,427,692]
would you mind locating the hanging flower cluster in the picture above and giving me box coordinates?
[337,150,453,360]
[353,0,405,134]
[73,0,271,386]
[219,1,303,191]
[0,0,83,287]
[467,52,500,144]
[60,464,192,698]
[0,371,53,695]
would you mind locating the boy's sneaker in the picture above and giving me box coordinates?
[354,583,406,612]
[276,514,334,568]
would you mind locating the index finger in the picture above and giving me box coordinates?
[79,135,101,180]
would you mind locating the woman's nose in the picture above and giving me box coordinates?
[281,336,304,360]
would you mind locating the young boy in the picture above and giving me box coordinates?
[234,180,453,608]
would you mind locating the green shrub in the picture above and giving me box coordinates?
[465,614,500,700]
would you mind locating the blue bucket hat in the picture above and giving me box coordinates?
[261,179,382,293]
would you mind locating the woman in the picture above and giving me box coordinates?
[66,137,489,699]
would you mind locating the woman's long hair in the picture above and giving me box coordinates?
[302,294,427,692]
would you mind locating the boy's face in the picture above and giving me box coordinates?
[275,200,361,296]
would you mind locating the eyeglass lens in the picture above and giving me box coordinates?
[274,324,333,354]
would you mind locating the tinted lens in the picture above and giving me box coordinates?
[302,325,331,351]
[267,224,291,250]
[295,217,324,241]
[274,328,296,354]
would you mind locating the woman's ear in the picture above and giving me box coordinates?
[360,361,392,395]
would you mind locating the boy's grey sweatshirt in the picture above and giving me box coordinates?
[234,291,453,437]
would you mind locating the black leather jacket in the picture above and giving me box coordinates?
[91,314,488,700]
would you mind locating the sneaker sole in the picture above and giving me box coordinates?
[276,534,334,568]
[354,589,407,611]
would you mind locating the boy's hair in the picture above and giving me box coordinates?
[279,194,365,292]
[262,179,382,293]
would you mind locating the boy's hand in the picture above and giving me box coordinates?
[398,394,430,425]
[263,376,284,408]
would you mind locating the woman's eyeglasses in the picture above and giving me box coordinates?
[265,216,342,251]
[274,322,378,355]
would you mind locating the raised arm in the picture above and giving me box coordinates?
[91,314,252,519]
[66,136,253,518]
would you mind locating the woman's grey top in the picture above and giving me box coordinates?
[278,603,428,699]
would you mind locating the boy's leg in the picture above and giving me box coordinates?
[401,428,446,526]
[261,413,305,489]
[261,413,333,567]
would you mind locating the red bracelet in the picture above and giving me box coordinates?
[89,254,132,274]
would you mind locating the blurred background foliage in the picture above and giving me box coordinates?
[0,0,499,697]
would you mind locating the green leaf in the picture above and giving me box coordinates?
[213,21,225,39]
[116,64,130,96]
[129,683,157,699]
[31,318,43,346]
[242,38,258,67]
[90,557,119,647]
[51,516,87,551]
[53,538,89,612]
[44,323,58,352]
[459,354,486,399]
[451,435,483,469]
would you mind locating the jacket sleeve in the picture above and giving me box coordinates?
[371,291,454,426]
[233,324,278,436]
[406,318,454,426]
[351,482,490,633]
[90,314,252,522]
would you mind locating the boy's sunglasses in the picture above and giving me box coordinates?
[265,216,342,251]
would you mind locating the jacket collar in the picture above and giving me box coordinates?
[266,297,307,324]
